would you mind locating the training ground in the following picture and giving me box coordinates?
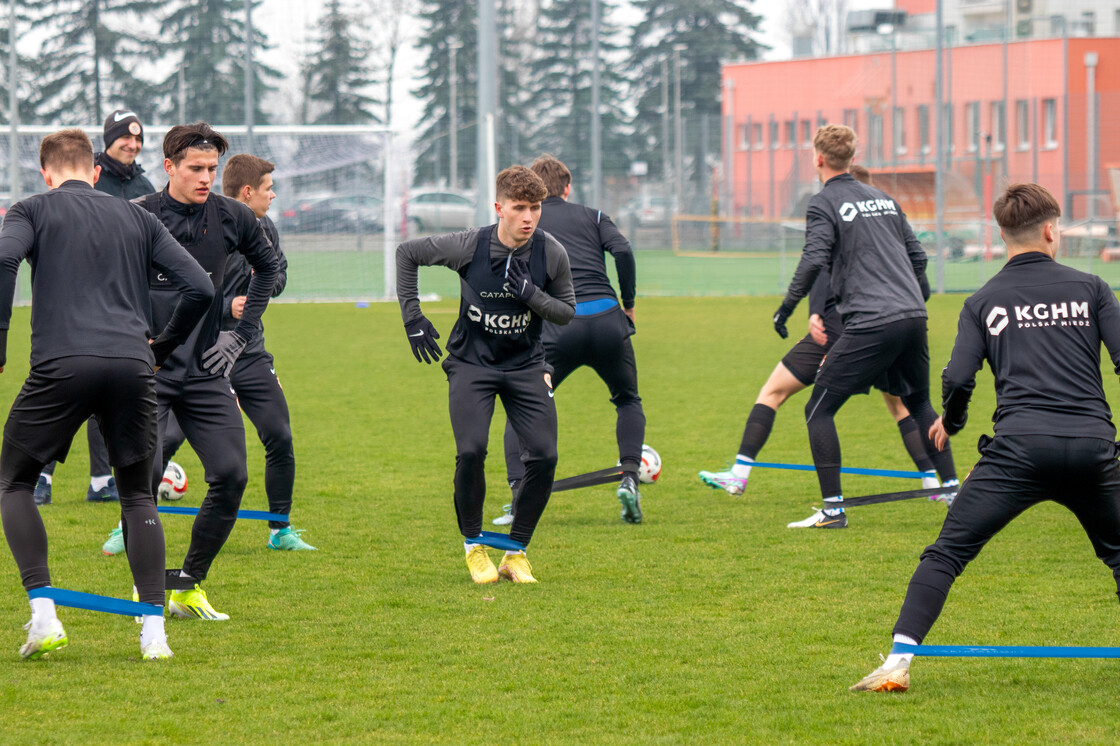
[3,295,1120,744]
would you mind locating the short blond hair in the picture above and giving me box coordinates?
[814,124,857,170]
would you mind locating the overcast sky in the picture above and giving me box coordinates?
[252,0,813,129]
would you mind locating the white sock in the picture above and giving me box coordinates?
[731,456,753,479]
[271,528,281,536]
[504,550,525,558]
[464,540,482,553]
[140,615,166,648]
[823,496,844,516]
[883,633,918,668]
[90,475,113,491]
[29,595,57,625]
[921,475,940,490]
[39,473,52,485]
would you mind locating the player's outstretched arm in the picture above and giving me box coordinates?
[510,236,575,326]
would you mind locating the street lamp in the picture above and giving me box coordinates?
[448,40,462,190]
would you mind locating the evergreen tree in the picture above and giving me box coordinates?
[304,0,381,125]
[411,0,476,188]
[24,0,165,124]
[529,0,631,197]
[158,0,279,125]
[629,0,763,205]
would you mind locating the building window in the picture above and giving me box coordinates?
[869,113,884,164]
[918,105,931,156]
[801,120,812,147]
[770,120,780,149]
[893,106,907,156]
[1015,100,1030,150]
[1043,98,1058,148]
[817,114,827,129]
[785,120,796,148]
[752,122,763,149]
[966,102,980,153]
[737,124,750,150]
[843,108,859,135]
[991,101,1005,152]
[942,102,954,152]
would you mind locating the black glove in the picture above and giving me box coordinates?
[505,259,537,304]
[917,270,932,302]
[201,330,248,378]
[772,300,796,339]
[405,315,442,364]
[149,332,177,369]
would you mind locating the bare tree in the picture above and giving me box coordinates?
[784,0,850,57]
[364,0,414,127]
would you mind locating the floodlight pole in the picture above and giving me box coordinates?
[590,0,601,207]
[245,0,255,152]
[448,40,461,190]
[476,0,497,225]
[8,0,19,203]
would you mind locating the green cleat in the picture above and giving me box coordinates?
[168,584,229,621]
[268,527,318,551]
[20,618,68,660]
[102,526,124,556]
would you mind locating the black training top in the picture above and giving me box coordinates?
[0,180,214,367]
[221,214,288,358]
[138,189,279,380]
[783,172,927,330]
[537,195,635,308]
[941,251,1120,440]
[94,153,155,200]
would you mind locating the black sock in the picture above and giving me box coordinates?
[897,416,935,472]
[738,404,777,459]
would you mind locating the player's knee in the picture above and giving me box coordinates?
[261,424,294,457]
[456,448,487,471]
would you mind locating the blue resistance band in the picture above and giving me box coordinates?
[892,642,1120,658]
[28,587,162,618]
[574,298,619,316]
[473,531,527,552]
[749,461,934,480]
[157,506,289,522]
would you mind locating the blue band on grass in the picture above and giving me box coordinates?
[750,461,935,480]
[28,587,161,618]
[157,506,289,522]
[574,298,619,316]
[472,531,527,552]
[892,642,1120,658]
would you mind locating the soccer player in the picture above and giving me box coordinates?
[34,110,156,506]
[851,183,1120,692]
[138,154,313,552]
[103,122,279,620]
[771,124,939,529]
[0,129,213,659]
[495,154,645,525]
[396,165,575,584]
[698,164,957,500]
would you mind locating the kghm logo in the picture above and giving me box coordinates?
[838,198,898,222]
[1013,301,1090,329]
[986,306,1008,336]
[466,304,530,335]
[839,203,859,222]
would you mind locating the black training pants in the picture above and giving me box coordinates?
[893,434,1120,643]
[444,355,558,546]
[163,352,294,529]
[0,356,165,604]
[153,374,248,581]
[503,308,644,481]
[40,417,111,479]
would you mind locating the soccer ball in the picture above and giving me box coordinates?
[157,461,188,501]
[638,444,662,484]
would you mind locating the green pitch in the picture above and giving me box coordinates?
[2,295,1120,743]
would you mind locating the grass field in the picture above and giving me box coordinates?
[3,295,1120,744]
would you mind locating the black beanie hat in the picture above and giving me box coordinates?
[103,110,144,149]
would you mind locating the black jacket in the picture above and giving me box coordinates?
[537,195,635,308]
[942,252,1120,440]
[783,173,927,330]
[222,214,288,358]
[95,153,155,200]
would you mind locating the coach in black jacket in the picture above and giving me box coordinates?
[773,124,940,530]
[94,110,155,200]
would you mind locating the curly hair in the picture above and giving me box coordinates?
[813,124,857,170]
[496,165,548,203]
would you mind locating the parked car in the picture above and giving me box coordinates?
[408,190,476,232]
[278,193,384,234]
[618,194,675,229]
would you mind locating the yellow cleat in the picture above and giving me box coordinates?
[850,659,910,692]
[498,552,537,584]
[168,584,229,621]
[20,618,68,660]
[465,544,499,584]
